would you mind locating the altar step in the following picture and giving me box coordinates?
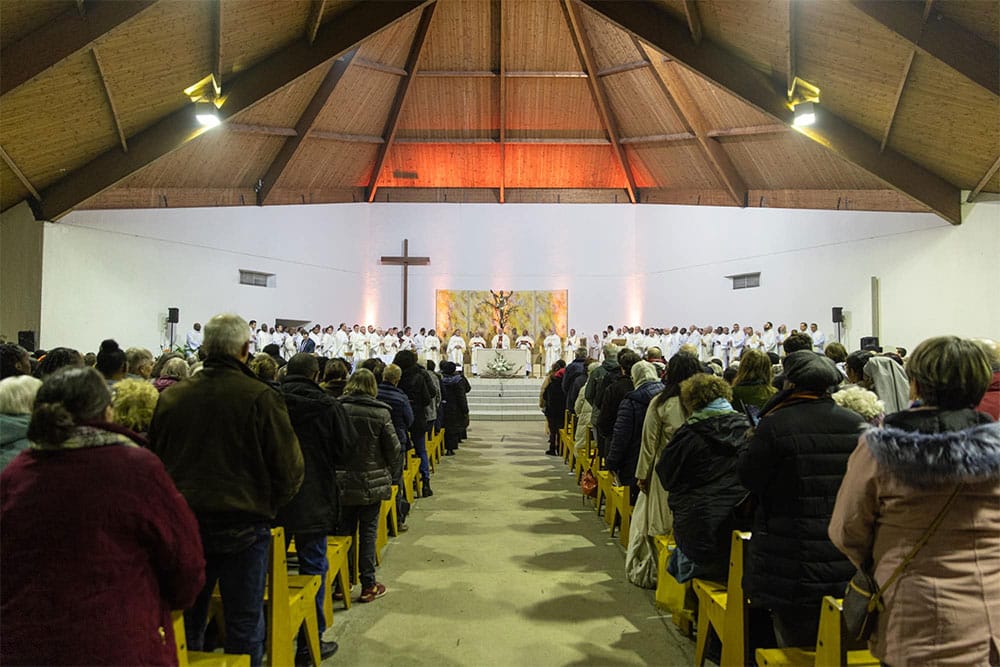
[467,377,545,422]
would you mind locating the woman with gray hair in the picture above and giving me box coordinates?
[152,356,190,393]
[0,375,43,470]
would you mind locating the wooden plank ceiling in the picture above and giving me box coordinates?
[1,0,997,223]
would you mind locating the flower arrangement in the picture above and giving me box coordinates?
[484,351,517,378]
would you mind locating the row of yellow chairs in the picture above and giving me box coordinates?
[178,427,447,667]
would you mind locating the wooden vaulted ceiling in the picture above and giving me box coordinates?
[0,0,997,224]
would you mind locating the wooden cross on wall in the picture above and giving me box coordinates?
[380,239,430,328]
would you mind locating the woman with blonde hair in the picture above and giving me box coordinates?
[0,375,43,471]
[730,349,778,414]
[830,336,1000,665]
[335,369,401,603]
[111,377,160,437]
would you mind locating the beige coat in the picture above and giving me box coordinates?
[829,419,1000,667]
[635,393,685,536]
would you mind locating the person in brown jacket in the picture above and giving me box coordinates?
[829,336,1000,666]
[149,313,304,667]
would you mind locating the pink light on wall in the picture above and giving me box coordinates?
[627,274,643,325]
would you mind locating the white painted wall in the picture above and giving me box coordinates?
[41,200,999,354]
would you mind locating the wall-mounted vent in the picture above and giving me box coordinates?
[728,272,760,290]
[239,269,275,288]
[392,169,418,179]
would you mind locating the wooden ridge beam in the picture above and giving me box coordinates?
[307,0,327,44]
[579,0,962,224]
[645,45,747,206]
[259,51,357,205]
[967,155,1000,203]
[367,3,438,203]
[682,0,702,46]
[91,46,128,152]
[880,50,915,153]
[1,0,157,97]
[498,0,506,203]
[561,0,637,203]
[0,145,41,200]
[851,0,998,97]
[32,0,428,220]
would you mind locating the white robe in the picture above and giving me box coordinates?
[413,334,425,353]
[729,330,746,363]
[383,334,399,358]
[469,336,487,373]
[283,334,297,360]
[712,333,729,367]
[516,336,535,375]
[700,333,714,362]
[368,332,383,357]
[447,336,466,365]
[257,330,272,350]
[543,334,562,370]
[320,332,336,358]
[399,335,415,351]
[762,330,777,354]
[776,332,788,357]
[350,331,367,361]
[687,330,702,358]
[334,329,349,358]
[491,334,511,349]
[248,328,257,354]
[424,335,441,365]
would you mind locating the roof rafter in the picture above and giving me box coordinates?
[0,145,41,200]
[367,3,439,203]
[498,0,506,203]
[212,0,224,93]
[786,0,796,97]
[307,0,327,44]
[1,0,157,97]
[880,50,915,153]
[642,43,747,206]
[259,51,357,205]
[967,156,1000,203]
[32,0,429,220]
[561,0,637,203]
[91,46,128,153]
[682,0,702,46]
[851,0,998,97]
[579,0,962,224]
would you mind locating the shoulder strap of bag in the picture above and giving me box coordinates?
[868,483,962,611]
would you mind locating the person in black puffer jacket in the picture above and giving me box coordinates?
[597,349,641,458]
[657,373,750,583]
[439,361,470,455]
[562,349,588,414]
[739,350,866,647]
[377,363,413,529]
[336,369,400,604]
[277,354,356,661]
[608,361,664,503]
[393,350,436,496]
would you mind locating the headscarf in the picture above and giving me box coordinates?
[863,355,910,414]
[630,360,659,388]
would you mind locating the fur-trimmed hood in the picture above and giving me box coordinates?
[866,419,1000,488]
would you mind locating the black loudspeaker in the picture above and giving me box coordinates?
[832,307,843,323]
[860,336,880,351]
[167,307,179,323]
[17,330,36,352]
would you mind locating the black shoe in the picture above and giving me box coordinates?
[296,640,339,665]
[422,482,434,497]
[545,449,559,456]
[445,449,456,456]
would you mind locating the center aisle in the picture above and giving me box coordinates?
[328,422,694,666]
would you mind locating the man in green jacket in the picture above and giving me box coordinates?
[149,313,304,667]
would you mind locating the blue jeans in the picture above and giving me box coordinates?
[186,524,270,667]
[336,503,380,589]
[292,533,329,654]
[409,420,431,479]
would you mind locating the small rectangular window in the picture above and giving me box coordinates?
[728,272,760,290]
[239,270,275,288]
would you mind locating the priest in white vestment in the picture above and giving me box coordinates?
[447,330,466,366]
[762,322,777,355]
[776,325,788,357]
[368,327,383,357]
[257,326,272,351]
[413,328,426,355]
[334,324,349,358]
[713,328,730,367]
[729,324,746,363]
[320,326,336,358]
[515,330,535,376]
[701,328,715,362]
[491,329,511,349]
[424,330,441,365]
[543,330,562,371]
[469,331,487,375]
[383,329,400,359]
[686,327,702,359]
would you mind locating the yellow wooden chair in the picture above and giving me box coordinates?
[614,487,633,548]
[171,610,250,667]
[603,477,620,531]
[375,486,399,565]
[693,530,751,667]
[755,596,879,667]
[653,536,695,636]
[401,454,420,504]
[573,428,594,483]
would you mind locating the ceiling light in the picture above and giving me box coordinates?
[793,102,816,127]
[194,101,221,128]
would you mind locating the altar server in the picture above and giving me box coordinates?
[424,329,442,365]
[543,330,562,370]
[447,330,467,366]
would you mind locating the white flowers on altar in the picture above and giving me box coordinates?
[484,351,517,378]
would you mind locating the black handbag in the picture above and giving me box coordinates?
[843,484,961,641]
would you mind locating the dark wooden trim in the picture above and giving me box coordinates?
[967,156,1000,203]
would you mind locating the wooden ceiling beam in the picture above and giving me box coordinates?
[786,0,796,96]
[880,50,915,153]
[967,156,1000,203]
[307,0,327,44]
[354,57,408,77]
[0,145,41,200]
[91,46,128,153]
[646,48,748,206]
[213,0,224,93]
[312,130,384,143]
[597,60,649,77]
[561,0,637,203]
[32,0,429,220]
[682,0,702,46]
[259,51,357,205]
[707,124,787,138]
[579,0,962,224]
[1,0,157,97]
[498,0,506,203]
[620,132,696,145]
[367,3,438,203]
[851,0,998,97]
[227,123,298,137]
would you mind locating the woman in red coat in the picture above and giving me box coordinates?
[1,366,205,665]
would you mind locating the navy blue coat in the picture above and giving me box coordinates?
[607,380,664,486]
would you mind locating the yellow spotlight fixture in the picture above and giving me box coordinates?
[194,101,221,128]
[793,101,816,127]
